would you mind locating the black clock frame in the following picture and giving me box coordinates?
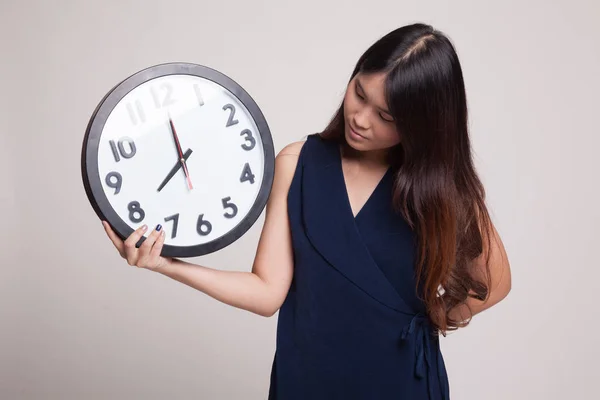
[81,62,275,257]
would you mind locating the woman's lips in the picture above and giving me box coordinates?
[349,125,366,140]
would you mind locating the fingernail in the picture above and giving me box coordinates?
[141,224,147,231]
[156,224,162,231]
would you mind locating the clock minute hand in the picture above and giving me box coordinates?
[157,148,193,192]
[168,114,194,190]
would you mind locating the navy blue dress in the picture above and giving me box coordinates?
[268,133,450,399]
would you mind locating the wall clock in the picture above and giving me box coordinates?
[81,62,275,257]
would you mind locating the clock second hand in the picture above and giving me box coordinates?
[168,113,193,190]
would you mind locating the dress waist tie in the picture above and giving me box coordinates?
[400,313,449,400]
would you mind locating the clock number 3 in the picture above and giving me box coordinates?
[240,129,256,151]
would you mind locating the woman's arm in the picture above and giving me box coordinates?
[153,141,306,317]
[448,217,512,322]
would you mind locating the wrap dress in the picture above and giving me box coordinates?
[268,133,450,399]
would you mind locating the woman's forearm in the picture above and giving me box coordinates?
[448,277,511,323]
[155,258,276,317]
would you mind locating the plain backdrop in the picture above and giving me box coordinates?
[1,0,598,399]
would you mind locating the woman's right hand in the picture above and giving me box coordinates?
[102,221,172,270]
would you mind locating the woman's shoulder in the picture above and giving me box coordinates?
[278,139,307,158]
[277,132,329,159]
[271,137,310,195]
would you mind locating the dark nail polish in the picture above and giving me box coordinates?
[156,224,162,231]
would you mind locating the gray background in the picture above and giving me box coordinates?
[1,0,598,399]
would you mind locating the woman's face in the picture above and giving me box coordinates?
[343,72,401,154]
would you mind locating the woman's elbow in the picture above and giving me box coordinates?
[491,265,512,305]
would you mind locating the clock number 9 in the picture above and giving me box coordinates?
[128,201,145,223]
[105,171,122,194]
[197,214,213,236]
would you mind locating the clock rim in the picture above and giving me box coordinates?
[81,62,275,257]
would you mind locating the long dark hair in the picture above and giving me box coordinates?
[320,23,493,334]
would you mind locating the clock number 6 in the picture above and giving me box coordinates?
[197,214,213,236]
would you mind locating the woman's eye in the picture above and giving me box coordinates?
[354,86,391,122]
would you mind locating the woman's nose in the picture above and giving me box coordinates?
[353,109,370,130]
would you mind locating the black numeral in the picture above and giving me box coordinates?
[109,137,136,162]
[105,171,122,194]
[196,214,213,236]
[164,213,179,239]
[240,163,255,184]
[128,201,145,223]
[223,104,239,127]
[222,197,238,219]
[240,129,256,151]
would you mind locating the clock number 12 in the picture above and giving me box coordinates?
[127,82,176,126]
[151,83,176,109]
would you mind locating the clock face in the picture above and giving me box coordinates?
[82,63,275,257]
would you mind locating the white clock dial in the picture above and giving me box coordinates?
[83,63,274,257]
[96,74,265,246]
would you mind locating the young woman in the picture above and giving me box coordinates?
[103,22,511,400]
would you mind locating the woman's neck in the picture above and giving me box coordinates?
[340,141,390,169]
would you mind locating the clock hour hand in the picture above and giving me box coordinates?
[168,114,193,190]
[157,148,193,192]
